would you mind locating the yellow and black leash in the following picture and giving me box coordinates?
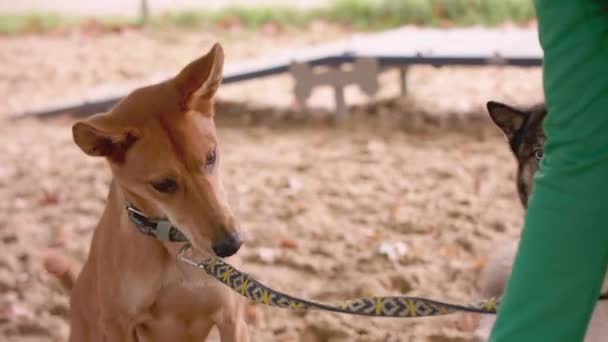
[126,204,608,318]
[178,244,499,317]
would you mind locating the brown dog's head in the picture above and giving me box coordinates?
[72,43,242,257]
[486,101,547,207]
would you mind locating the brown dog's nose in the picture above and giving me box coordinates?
[211,233,242,258]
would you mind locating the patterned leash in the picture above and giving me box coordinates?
[126,204,608,318]
[178,243,499,317]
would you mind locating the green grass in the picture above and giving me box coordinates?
[0,12,72,34]
[0,0,536,35]
[433,0,535,26]
[323,0,535,28]
[324,0,435,28]
[0,12,138,35]
[153,6,315,29]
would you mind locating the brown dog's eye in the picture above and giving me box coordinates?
[535,149,544,161]
[151,178,178,194]
[206,149,216,168]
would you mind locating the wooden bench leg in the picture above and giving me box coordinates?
[289,58,380,121]
[399,67,409,97]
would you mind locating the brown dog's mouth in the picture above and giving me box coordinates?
[177,243,215,267]
[176,218,242,258]
[164,217,241,259]
[186,244,215,261]
[175,229,213,255]
[181,231,242,259]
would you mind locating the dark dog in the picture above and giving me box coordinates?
[474,101,608,341]
[487,101,546,207]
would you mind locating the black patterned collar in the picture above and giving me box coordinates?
[126,203,188,242]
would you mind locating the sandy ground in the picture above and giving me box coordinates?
[0,25,544,341]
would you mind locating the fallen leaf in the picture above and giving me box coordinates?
[379,241,409,262]
[278,238,298,250]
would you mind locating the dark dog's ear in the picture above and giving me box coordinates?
[174,43,224,114]
[72,112,140,163]
[486,101,527,139]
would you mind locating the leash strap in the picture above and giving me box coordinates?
[126,203,188,242]
[127,207,608,317]
[178,244,499,317]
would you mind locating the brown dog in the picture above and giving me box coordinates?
[53,43,249,341]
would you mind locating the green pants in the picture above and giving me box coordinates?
[489,1,608,341]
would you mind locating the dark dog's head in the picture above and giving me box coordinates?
[486,101,547,207]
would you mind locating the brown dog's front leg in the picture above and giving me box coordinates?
[103,317,137,342]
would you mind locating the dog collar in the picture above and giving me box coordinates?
[126,203,188,242]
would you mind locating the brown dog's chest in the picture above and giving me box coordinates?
[133,314,212,342]
[154,262,229,315]
[125,257,241,340]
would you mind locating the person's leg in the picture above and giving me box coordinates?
[490,1,608,341]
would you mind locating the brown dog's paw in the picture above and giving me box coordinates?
[245,304,260,325]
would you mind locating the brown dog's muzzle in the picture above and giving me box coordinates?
[211,232,242,257]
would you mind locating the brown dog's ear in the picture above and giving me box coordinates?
[174,43,224,113]
[486,101,527,139]
[72,113,140,163]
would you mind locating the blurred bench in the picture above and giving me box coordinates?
[13,26,542,119]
